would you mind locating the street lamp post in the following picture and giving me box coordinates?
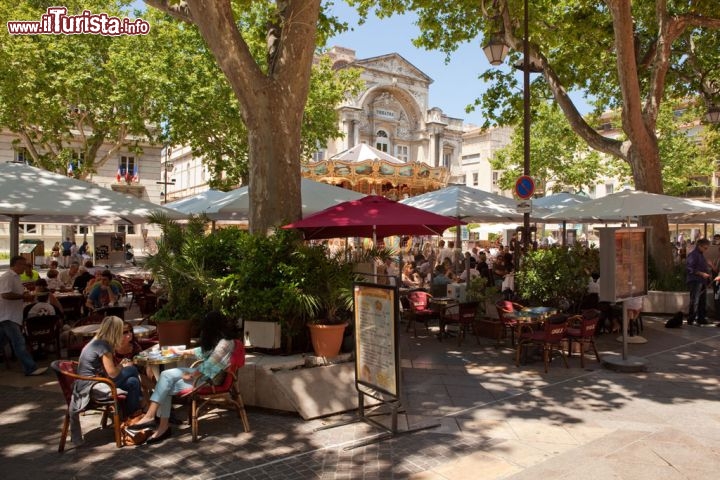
[482,0,532,251]
[156,144,175,204]
[521,0,531,252]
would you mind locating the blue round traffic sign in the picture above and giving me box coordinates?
[515,175,535,199]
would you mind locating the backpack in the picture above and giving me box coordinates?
[665,311,683,328]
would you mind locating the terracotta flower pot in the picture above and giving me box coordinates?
[307,322,348,357]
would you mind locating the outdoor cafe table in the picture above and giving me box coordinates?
[506,306,559,334]
[506,306,561,365]
[506,306,559,322]
[133,344,195,379]
[430,296,460,338]
[70,323,157,339]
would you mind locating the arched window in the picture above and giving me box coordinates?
[375,130,389,152]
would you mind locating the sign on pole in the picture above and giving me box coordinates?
[516,200,532,214]
[515,175,535,199]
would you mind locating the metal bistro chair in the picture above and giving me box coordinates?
[405,290,436,337]
[174,340,250,442]
[566,310,601,368]
[516,314,569,373]
[440,301,480,346]
[23,314,62,358]
[495,300,525,346]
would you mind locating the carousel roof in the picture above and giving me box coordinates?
[302,144,449,194]
[329,144,405,164]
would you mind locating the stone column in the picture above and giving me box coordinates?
[352,120,359,148]
[427,133,437,167]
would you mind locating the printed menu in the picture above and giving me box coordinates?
[354,284,398,397]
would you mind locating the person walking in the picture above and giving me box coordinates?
[686,238,712,325]
[0,256,48,376]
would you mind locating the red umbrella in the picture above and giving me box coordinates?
[282,195,464,240]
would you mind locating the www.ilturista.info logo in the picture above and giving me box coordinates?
[7,7,150,36]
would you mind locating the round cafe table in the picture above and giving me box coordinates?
[70,323,156,339]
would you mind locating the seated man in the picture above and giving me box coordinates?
[72,264,95,293]
[58,261,81,290]
[431,264,453,296]
[86,270,121,310]
[19,262,40,283]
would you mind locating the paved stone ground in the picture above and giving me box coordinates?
[1,313,719,479]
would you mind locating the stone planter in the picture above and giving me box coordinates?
[307,322,348,357]
[244,321,282,349]
[642,290,694,314]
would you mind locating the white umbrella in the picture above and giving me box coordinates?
[0,162,185,256]
[164,189,226,216]
[542,189,720,222]
[533,192,590,211]
[470,223,519,234]
[400,184,546,222]
[167,178,364,220]
[534,192,592,245]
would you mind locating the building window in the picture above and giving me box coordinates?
[118,155,136,182]
[395,145,408,162]
[20,223,37,234]
[14,147,29,163]
[312,150,326,162]
[492,171,500,186]
[117,225,136,235]
[605,183,614,195]
[67,150,84,174]
[375,130,389,152]
[73,226,89,235]
[472,173,479,186]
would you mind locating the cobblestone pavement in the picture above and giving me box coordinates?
[1,315,719,479]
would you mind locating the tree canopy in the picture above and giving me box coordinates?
[0,0,164,177]
[353,0,720,274]
[145,5,361,190]
[0,1,360,196]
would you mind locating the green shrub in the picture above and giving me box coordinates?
[515,245,599,308]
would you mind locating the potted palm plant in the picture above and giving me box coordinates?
[304,249,355,357]
[301,245,393,357]
[144,213,212,346]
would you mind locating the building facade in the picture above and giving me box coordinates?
[0,129,164,255]
[325,47,464,173]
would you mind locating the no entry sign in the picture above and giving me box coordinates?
[515,175,535,199]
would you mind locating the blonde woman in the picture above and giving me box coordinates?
[75,316,141,416]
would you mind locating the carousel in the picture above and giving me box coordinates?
[301,144,449,200]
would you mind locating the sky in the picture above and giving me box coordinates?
[326,4,497,127]
[128,1,590,126]
[326,4,593,127]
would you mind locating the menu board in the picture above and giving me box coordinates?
[354,283,399,398]
[599,228,648,302]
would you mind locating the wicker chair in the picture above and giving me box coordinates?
[174,340,250,442]
[566,310,601,368]
[51,360,126,452]
[515,314,569,373]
